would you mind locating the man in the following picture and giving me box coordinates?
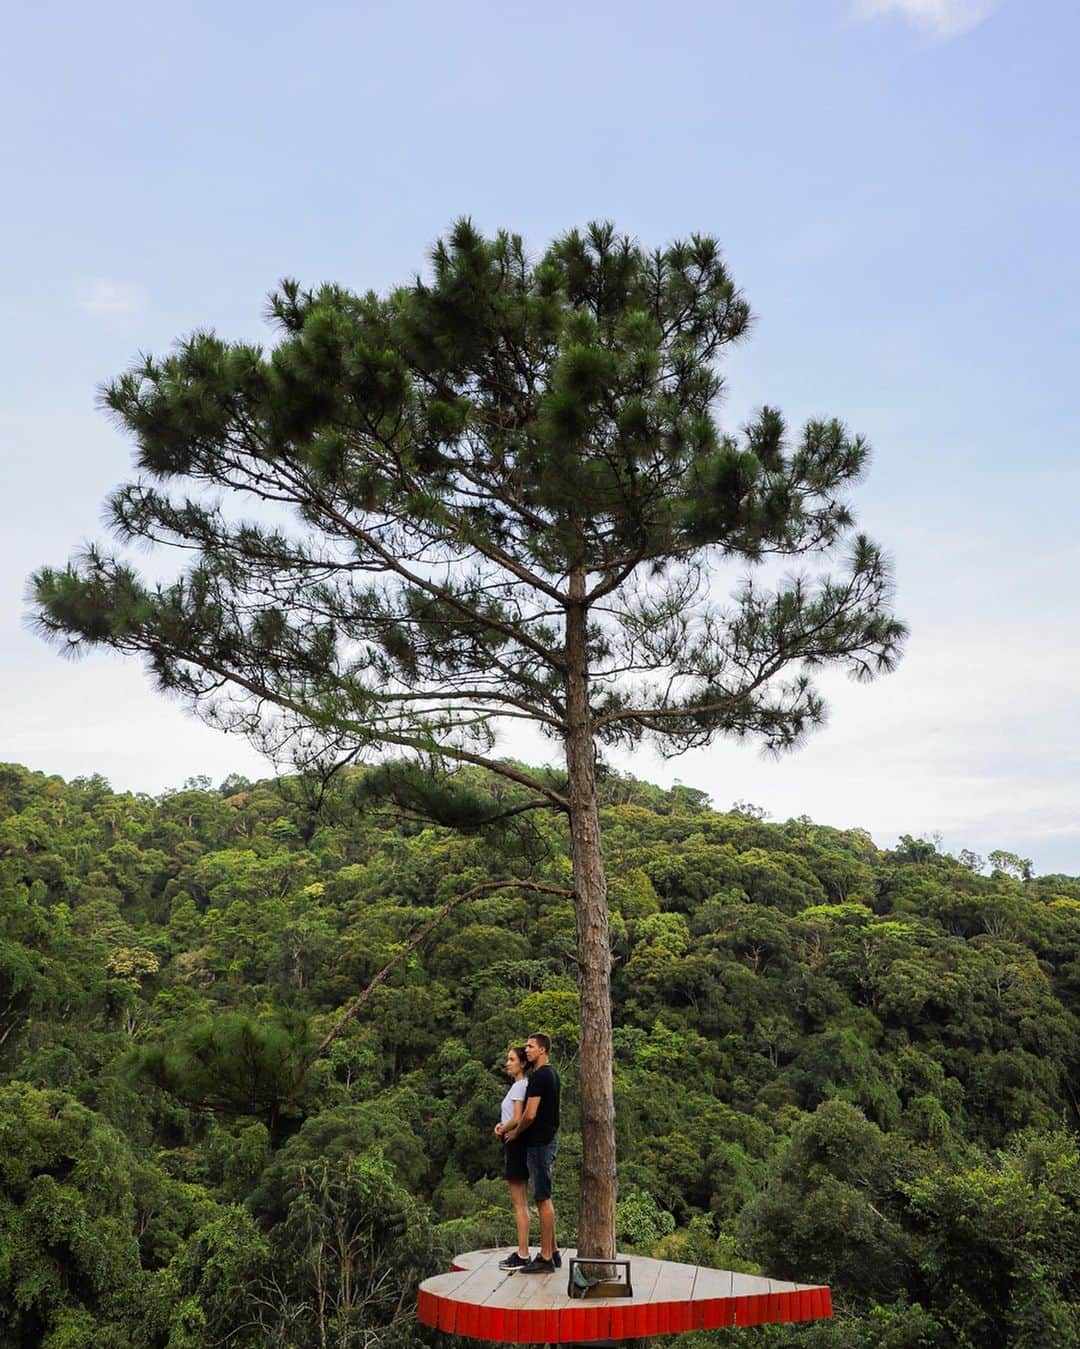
[498,1031,561,1274]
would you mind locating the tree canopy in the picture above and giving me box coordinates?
[35,221,901,772]
[1,761,1078,1345]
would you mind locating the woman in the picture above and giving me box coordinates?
[494,1045,531,1270]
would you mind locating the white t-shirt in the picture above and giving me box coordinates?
[500,1077,527,1127]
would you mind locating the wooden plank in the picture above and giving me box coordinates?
[795,1288,816,1321]
[702,1294,736,1330]
[729,1270,776,1298]
[475,1261,540,1310]
[518,1305,558,1343]
[690,1263,735,1298]
[651,1258,696,1337]
[436,1294,457,1334]
[452,1247,499,1272]
[696,1265,733,1331]
[652,1261,697,1302]
[425,1259,501,1303]
[625,1252,664,1305]
[507,1266,566,1310]
[582,1302,611,1342]
[416,1288,437,1329]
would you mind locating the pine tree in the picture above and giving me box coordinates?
[33,220,906,1257]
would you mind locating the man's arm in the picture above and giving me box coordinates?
[502,1094,539,1142]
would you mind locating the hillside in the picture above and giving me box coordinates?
[1,760,1077,1347]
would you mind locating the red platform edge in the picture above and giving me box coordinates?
[417,1280,832,1342]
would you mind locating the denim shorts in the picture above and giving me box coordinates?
[526,1136,558,1202]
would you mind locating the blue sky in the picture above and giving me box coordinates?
[4,0,1079,872]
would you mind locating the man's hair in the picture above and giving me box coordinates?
[527,1032,551,1054]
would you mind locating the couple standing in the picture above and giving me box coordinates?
[494,1031,560,1274]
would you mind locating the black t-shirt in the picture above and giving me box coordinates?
[524,1064,560,1146]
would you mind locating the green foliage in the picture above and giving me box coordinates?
[741,1099,919,1298]
[0,1083,144,1346]
[269,1152,442,1345]
[161,1206,270,1347]
[33,221,903,839]
[132,1012,315,1128]
[0,759,1078,1344]
[905,1131,1080,1346]
[616,1188,676,1250]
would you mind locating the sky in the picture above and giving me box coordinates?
[3,0,1079,872]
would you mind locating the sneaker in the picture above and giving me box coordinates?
[498,1251,531,1271]
[552,1249,562,1269]
[517,1255,556,1275]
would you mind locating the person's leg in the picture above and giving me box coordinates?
[508,1179,530,1255]
[499,1146,534,1268]
[537,1196,557,1260]
[525,1139,558,1263]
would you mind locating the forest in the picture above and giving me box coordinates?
[1,758,1077,1348]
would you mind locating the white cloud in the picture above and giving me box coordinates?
[76,277,146,317]
[854,0,1001,38]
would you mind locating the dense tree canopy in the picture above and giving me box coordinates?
[0,760,1077,1345]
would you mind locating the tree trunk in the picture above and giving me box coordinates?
[565,572,617,1259]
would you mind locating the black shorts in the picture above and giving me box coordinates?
[504,1137,528,1182]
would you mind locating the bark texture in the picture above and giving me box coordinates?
[565,573,617,1259]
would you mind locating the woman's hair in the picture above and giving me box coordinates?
[509,1045,529,1073]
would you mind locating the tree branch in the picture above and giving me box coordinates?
[298,878,573,1079]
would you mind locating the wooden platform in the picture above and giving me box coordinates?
[417,1247,832,1342]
